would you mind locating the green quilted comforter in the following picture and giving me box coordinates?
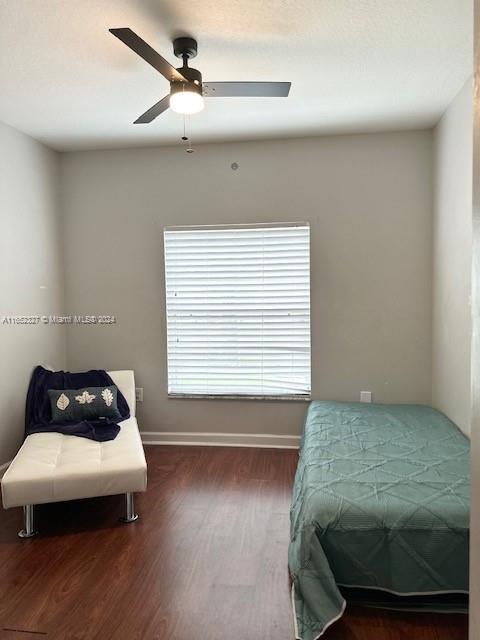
[289,402,469,640]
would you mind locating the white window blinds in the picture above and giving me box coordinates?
[164,223,311,398]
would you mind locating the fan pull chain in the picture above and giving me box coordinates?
[181,115,194,153]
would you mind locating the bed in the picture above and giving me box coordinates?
[288,401,470,640]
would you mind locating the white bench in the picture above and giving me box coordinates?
[1,370,147,538]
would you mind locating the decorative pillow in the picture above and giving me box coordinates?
[48,385,122,423]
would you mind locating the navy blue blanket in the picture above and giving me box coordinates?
[25,366,130,442]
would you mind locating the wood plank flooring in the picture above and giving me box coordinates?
[0,446,468,639]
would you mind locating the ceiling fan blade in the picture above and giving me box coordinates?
[203,81,291,98]
[134,95,170,124]
[110,28,187,83]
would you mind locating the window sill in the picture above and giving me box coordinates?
[167,393,311,402]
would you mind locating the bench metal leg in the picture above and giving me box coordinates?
[18,505,37,538]
[120,492,138,523]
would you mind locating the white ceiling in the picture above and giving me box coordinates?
[0,0,472,151]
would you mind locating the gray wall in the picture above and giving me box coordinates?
[0,122,66,464]
[61,131,433,437]
[432,80,473,436]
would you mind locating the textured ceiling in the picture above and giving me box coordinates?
[0,0,473,150]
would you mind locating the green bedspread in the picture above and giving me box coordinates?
[289,402,469,640]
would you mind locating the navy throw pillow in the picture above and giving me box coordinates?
[48,385,122,423]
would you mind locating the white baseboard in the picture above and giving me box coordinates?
[0,461,11,477]
[140,431,301,449]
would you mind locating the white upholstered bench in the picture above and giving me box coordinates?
[1,370,147,538]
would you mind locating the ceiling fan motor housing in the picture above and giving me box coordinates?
[171,66,203,98]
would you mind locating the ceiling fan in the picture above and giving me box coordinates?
[109,28,291,124]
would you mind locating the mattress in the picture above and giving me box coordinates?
[288,401,470,640]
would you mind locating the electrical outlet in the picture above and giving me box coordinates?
[135,387,144,403]
[360,391,372,403]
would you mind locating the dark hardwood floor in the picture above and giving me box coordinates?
[0,446,468,640]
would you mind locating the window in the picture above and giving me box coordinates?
[164,223,311,399]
